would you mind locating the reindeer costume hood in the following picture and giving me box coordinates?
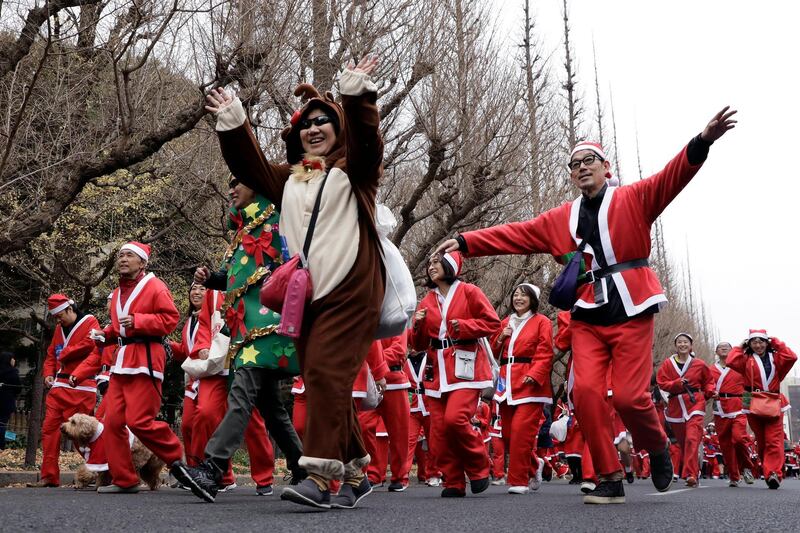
[281,84,347,167]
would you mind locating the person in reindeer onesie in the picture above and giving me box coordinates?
[204,55,387,510]
[90,242,200,494]
[28,295,99,488]
[437,107,737,504]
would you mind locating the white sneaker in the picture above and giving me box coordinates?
[529,458,544,491]
[728,479,739,487]
[742,469,755,485]
[426,476,442,487]
[580,481,596,494]
[491,476,506,486]
[508,485,530,495]
[218,483,237,493]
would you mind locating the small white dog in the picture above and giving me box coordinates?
[61,413,164,490]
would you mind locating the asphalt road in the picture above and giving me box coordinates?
[4,477,797,532]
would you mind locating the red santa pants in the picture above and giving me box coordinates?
[292,394,306,442]
[191,376,274,486]
[40,387,96,484]
[582,440,596,482]
[490,436,505,479]
[715,415,752,481]
[563,421,585,458]
[407,412,435,481]
[747,412,785,480]
[671,416,703,479]
[499,402,544,487]
[427,390,490,491]
[370,435,389,483]
[571,315,667,477]
[358,410,385,483]
[373,389,411,483]
[181,395,197,465]
[95,396,108,420]
[634,454,650,478]
[104,375,183,487]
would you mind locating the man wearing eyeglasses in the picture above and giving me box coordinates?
[437,106,737,504]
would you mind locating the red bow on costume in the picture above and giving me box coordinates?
[230,211,243,230]
[241,233,279,266]
[302,158,324,171]
[225,300,247,339]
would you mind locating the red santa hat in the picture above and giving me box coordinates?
[47,294,74,315]
[119,241,150,262]
[570,141,619,187]
[748,329,769,341]
[442,251,463,276]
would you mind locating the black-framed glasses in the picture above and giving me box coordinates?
[298,115,333,130]
[567,154,603,171]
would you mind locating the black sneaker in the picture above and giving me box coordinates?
[172,460,219,503]
[281,479,331,509]
[469,477,490,494]
[387,481,407,492]
[766,473,780,490]
[625,470,635,484]
[331,477,373,509]
[649,449,674,493]
[256,484,273,496]
[583,480,625,505]
[441,487,466,498]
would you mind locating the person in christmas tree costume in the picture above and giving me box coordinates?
[186,177,304,503]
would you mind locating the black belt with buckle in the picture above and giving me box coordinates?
[718,393,742,398]
[55,373,71,379]
[430,338,473,350]
[744,387,765,393]
[118,335,164,346]
[579,258,650,285]
[389,365,403,372]
[499,357,533,365]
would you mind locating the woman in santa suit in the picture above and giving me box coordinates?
[656,333,714,487]
[490,283,553,495]
[409,251,500,497]
[726,329,797,489]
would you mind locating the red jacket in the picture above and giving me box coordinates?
[45,314,100,393]
[462,145,703,316]
[656,355,713,423]
[102,272,180,381]
[491,313,553,405]
[353,341,389,397]
[710,362,745,418]
[726,338,797,414]
[72,342,116,384]
[381,332,410,390]
[409,281,500,397]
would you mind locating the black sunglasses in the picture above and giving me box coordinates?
[298,115,333,130]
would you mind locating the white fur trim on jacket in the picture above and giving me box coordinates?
[215,96,247,132]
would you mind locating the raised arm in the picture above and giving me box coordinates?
[206,88,291,207]
[770,337,798,382]
[339,55,384,189]
[629,107,737,223]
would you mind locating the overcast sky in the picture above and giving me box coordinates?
[498,0,799,366]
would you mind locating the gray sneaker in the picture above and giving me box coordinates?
[742,468,755,485]
[281,479,331,509]
[330,477,373,509]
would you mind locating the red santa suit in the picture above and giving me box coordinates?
[488,400,505,480]
[461,141,709,478]
[100,256,184,488]
[409,254,500,493]
[491,309,553,488]
[727,333,797,481]
[710,362,753,482]
[71,341,116,419]
[168,311,202,466]
[78,422,135,473]
[405,353,438,483]
[356,341,390,484]
[657,354,713,481]
[40,297,99,485]
[369,333,412,486]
